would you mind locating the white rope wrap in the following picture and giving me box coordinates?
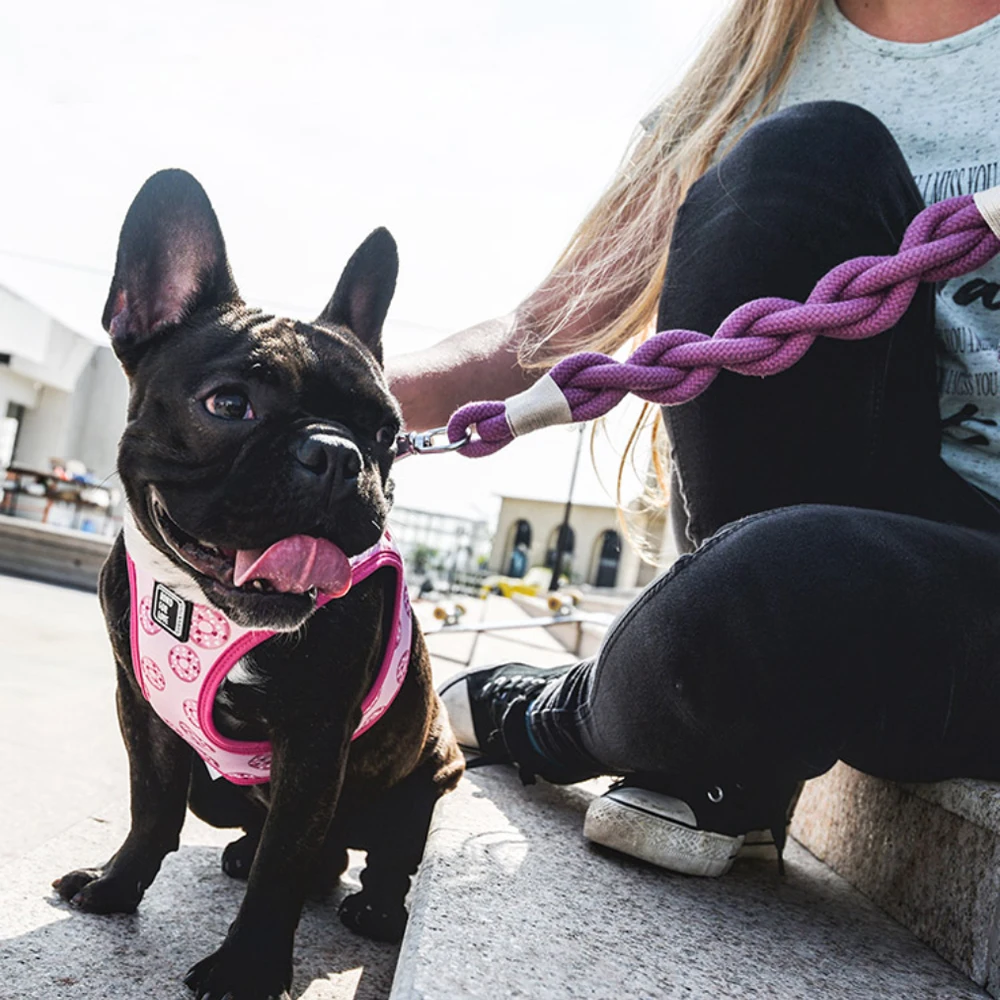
[504,373,574,438]
[974,185,1000,241]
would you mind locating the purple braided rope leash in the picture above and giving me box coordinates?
[409,191,1000,459]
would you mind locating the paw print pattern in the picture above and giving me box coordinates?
[247,754,272,771]
[169,645,202,682]
[141,656,166,692]
[139,596,161,635]
[229,773,264,783]
[190,605,230,649]
[182,699,201,727]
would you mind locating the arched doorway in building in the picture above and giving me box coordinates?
[592,529,621,588]
[504,518,533,577]
[545,523,575,580]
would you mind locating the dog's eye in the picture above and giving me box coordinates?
[376,425,398,448]
[204,389,256,421]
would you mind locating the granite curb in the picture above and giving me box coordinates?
[793,763,1000,996]
[394,766,989,999]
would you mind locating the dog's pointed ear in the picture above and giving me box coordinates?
[317,228,398,366]
[102,169,240,366]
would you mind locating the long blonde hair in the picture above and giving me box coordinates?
[519,0,820,526]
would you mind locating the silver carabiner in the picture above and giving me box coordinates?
[398,426,472,456]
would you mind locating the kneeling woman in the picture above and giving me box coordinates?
[389,0,1000,874]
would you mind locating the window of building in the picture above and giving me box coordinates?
[592,529,621,588]
[505,518,533,577]
[1,403,25,468]
[545,523,575,579]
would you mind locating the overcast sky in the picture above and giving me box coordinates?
[0,0,727,521]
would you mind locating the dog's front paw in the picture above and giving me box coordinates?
[184,945,291,1000]
[52,868,144,914]
[338,890,407,943]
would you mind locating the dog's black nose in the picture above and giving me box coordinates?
[292,431,362,501]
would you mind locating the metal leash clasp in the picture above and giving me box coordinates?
[397,426,472,457]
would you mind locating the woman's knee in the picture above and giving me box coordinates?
[681,101,914,220]
[589,506,870,773]
[736,101,898,168]
[686,504,877,590]
[607,505,869,653]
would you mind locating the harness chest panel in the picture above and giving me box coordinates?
[124,523,412,786]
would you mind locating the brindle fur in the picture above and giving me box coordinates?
[53,170,463,1000]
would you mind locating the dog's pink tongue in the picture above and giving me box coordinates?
[233,536,352,596]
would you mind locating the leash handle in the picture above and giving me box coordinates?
[409,188,1000,459]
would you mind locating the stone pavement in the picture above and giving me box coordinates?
[0,572,123,868]
[1,803,397,1000]
[397,767,990,1000]
[0,574,571,999]
[3,572,990,999]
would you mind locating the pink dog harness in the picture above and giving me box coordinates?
[123,514,412,785]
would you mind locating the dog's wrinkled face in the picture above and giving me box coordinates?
[105,169,401,630]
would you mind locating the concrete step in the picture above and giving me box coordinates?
[393,767,988,1000]
[793,763,1000,997]
[509,593,610,658]
[1,570,397,1000]
[0,512,112,590]
[0,802,398,1000]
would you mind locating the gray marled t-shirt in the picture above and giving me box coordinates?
[643,3,1000,496]
[777,1,1000,496]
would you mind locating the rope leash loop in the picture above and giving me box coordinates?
[436,189,1000,459]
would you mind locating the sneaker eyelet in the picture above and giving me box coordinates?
[707,786,724,804]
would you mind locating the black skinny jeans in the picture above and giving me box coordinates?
[528,102,1000,801]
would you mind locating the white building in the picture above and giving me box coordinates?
[490,493,678,592]
[0,284,126,495]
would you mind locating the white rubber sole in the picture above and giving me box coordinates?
[437,668,480,751]
[583,786,744,877]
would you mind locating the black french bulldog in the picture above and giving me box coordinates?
[52,170,464,1000]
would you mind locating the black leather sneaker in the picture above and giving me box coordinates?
[440,664,802,877]
[438,662,577,784]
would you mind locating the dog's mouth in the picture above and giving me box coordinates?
[149,491,353,599]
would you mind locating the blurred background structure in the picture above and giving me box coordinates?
[489,493,671,591]
[0,284,125,538]
[0,275,674,593]
[0,279,675,597]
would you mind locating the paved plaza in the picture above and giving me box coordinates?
[0,572,572,1000]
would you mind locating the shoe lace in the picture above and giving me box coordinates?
[483,671,539,701]
[466,675,548,785]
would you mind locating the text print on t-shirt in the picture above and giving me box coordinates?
[926,158,1000,483]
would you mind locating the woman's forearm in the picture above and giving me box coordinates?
[386,313,536,431]
[387,205,654,432]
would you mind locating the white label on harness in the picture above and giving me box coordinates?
[974,185,1000,241]
[504,373,574,438]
